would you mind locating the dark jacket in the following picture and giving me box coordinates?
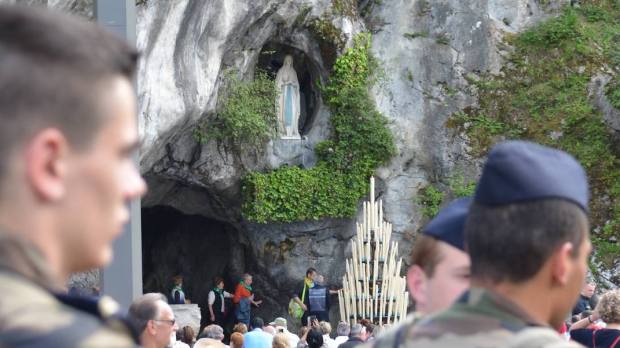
[572,294,593,315]
[338,337,365,348]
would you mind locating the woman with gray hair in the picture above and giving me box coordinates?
[570,289,620,347]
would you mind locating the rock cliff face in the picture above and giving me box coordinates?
[10,0,607,326]
[135,0,571,325]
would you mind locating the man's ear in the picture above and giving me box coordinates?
[407,265,429,310]
[550,242,574,286]
[25,128,68,201]
[146,320,157,335]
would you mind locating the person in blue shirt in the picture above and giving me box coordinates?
[243,317,272,348]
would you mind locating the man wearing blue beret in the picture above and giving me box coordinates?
[403,141,590,347]
[368,197,472,348]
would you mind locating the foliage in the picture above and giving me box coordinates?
[448,174,477,198]
[403,32,428,40]
[447,3,620,269]
[193,70,277,149]
[242,34,396,223]
[332,0,357,18]
[242,164,367,223]
[308,18,346,67]
[416,174,476,219]
[417,185,444,218]
[435,33,451,45]
[606,77,620,109]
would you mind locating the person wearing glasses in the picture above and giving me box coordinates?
[129,293,179,348]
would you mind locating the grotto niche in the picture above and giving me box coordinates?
[257,42,322,137]
[141,206,245,329]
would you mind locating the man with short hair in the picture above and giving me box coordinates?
[572,279,597,315]
[197,324,227,347]
[272,317,299,348]
[338,323,367,348]
[293,267,318,325]
[128,293,179,348]
[334,322,350,347]
[243,317,272,348]
[403,141,590,347]
[369,196,471,347]
[233,273,262,326]
[407,197,471,315]
[0,5,146,347]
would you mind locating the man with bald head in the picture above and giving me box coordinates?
[129,293,179,348]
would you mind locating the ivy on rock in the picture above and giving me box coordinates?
[242,34,396,223]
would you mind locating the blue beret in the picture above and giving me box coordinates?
[423,197,472,251]
[475,141,589,211]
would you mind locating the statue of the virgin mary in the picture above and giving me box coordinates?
[275,55,301,139]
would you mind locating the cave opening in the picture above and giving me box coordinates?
[141,205,243,329]
[257,42,321,136]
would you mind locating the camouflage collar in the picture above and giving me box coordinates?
[0,228,61,291]
[458,287,547,330]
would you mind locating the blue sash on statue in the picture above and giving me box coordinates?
[284,84,294,129]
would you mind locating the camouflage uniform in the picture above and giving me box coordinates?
[370,288,582,348]
[0,231,138,347]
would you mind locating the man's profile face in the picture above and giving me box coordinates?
[154,301,178,347]
[582,281,596,298]
[60,76,146,271]
[309,271,318,282]
[422,241,470,314]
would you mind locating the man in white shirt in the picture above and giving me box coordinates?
[319,321,337,348]
[333,322,350,347]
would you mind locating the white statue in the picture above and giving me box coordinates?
[275,55,301,139]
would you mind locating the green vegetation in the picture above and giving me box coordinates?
[435,33,451,45]
[417,174,476,218]
[308,18,346,67]
[447,2,620,268]
[418,185,444,218]
[193,71,277,149]
[242,34,396,223]
[606,77,620,109]
[332,0,357,18]
[403,32,428,40]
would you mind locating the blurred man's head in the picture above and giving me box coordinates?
[0,5,145,280]
[243,273,253,286]
[250,316,264,330]
[336,321,350,337]
[202,324,224,341]
[408,197,471,315]
[306,267,318,281]
[349,324,367,341]
[128,293,178,348]
[581,280,596,298]
[466,141,591,329]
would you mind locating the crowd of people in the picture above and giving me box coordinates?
[129,293,382,348]
[2,3,620,348]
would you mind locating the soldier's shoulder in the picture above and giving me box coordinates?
[506,327,583,348]
[364,314,420,348]
[0,271,136,347]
